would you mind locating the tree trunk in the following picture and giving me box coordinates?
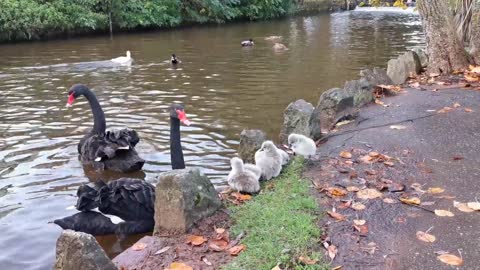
[470,0,480,64]
[418,0,469,73]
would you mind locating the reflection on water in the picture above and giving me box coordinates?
[0,11,423,270]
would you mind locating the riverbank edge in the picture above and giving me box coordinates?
[224,157,328,270]
[0,2,336,44]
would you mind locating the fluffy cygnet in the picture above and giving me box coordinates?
[288,133,317,158]
[254,141,282,180]
[227,157,261,193]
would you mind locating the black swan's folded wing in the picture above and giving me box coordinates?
[53,211,116,235]
[98,179,155,221]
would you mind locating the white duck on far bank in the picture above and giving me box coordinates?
[227,157,261,193]
[111,50,132,65]
[288,133,316,158]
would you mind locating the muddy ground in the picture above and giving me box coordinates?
[304,86,480,269]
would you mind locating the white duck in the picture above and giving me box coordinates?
[227,157,261,193]
[288,133,316,158]
[111,50,132,65]
[254,141,282,180]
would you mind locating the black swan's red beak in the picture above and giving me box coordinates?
[66,93,75,107]
[176,109,191,126]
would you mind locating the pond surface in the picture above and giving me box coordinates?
[0,10,423,270]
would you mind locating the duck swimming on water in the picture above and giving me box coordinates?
[241,39,254,46]
[171,54,180,64]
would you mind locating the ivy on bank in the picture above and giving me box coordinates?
[0,0,298,42]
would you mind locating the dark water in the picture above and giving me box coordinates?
[0,10,423,270]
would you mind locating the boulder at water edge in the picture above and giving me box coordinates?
[54,230,116,270]
[238,129,267,164]
[279,99,314,144]
[343,78,376,107]
[309,88,355,139]
[387,51,422,84]
[154,168,222,235]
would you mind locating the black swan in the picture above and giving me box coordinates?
[66,84,145,173]
[54,104,191,236]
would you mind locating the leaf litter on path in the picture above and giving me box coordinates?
[434,209,454,217]
[437,254,463,266]
[186,235,207,246]
[416,231,436,243]
[357,189,383,200]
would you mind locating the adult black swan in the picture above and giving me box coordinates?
[66,84,144,173]
[54,104,191,236]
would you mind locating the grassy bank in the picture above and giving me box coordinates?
[225,158,327,270]
[0,0,332,43]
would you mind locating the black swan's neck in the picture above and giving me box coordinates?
[170,117,185,169]
[83,90,106,135]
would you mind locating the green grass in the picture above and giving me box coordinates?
[224,158,328,270]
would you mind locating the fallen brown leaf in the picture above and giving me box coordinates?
[353,224,369,234]
[332,265,343,270]
[228,244,246,256]
[327,211,346,221]
[357,189,383,200]
[434,209,454,217]
[437,106,453,113]
[328,245,338,260]
[132,242,147,251]
[360,155,374,164]
[453,102,461,108]
[353,219,366,226]
[437,254,463,266]
[365,169,377,175]
[215,228,226,234]
[186,235,207,246]
[383,198,396,204]
[384,161,394,167]
[427,187,445,194]
[154,246,171,255]
[416,231,436,243]
[465,74,479,82]
[202,257,213,266]
[231,192,252,201]
[467,202,480,210]
[340,151,352,159]
[453,201,474,213]
[465,108,474,112]
[369,151,380,157]
[346,186,360,192]
[327,187,347,197]
[399,197,421,205]
[298,256,318,265]
[209,239,229,251]
[351,202,366,211]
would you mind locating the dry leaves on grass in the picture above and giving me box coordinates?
[437,254,463,266]
[327,211,346,221]
[186,235,207,246]
[228,244,246,256]
[416,231,436,243]
[339,151,352,159]
[357,188,383,200]
[399,197,421,205]
[231,192,252,201]
[132,242,147,251]
[165,262,193,270]
[434,209,454,217]
[298,256,318,265]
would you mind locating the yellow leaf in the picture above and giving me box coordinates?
[465,108,474,113]
[298,256,318,265]
[427,187,444,194]
[165,262,194,270]
[437,254,463,266]
[132,242,147,251]
[357,188,383,200]
[328,245,338,260]
[351,202,366,211]
[399,197,421,205]
[186,235,207,246]
[353,219,366,226]
[434,209,454,217]
[383,198,396,204]
[453,102,461,108]
[467,202,480,210]
[339,151,352,159]
[416,231,436,243]
[327,211,346,221]
[453,201,474,213]
[327,187,347,197]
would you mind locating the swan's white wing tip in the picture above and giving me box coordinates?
[94,157,102,162]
